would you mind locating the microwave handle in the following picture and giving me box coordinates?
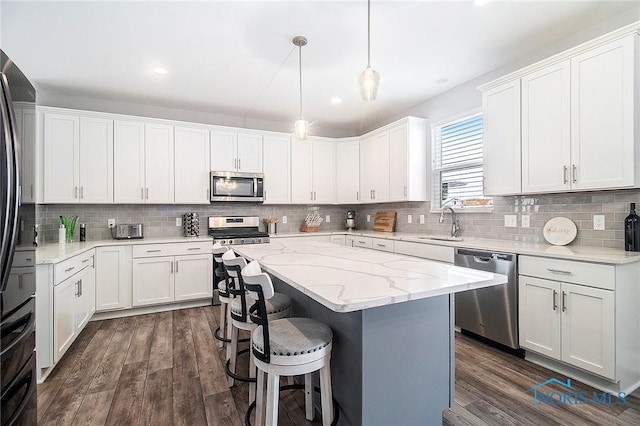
[254,178,257,195]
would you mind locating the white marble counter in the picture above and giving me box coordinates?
[232,239,507,313]
[271,231,640,264]
[35,236,213,264]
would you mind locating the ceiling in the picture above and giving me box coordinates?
[1,1,638,134]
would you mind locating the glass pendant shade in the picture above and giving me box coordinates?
[359,66,380,101]
[294,119,309,141]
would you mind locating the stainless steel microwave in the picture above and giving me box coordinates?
[210,171,264,202]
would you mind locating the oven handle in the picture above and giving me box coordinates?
[0,310,35,359]
[1,356,36,426]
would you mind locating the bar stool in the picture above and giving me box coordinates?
[212,243,231,348]
[241,260,334,426]
[222,250,292,399]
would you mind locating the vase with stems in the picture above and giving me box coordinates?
[60,216,79,243]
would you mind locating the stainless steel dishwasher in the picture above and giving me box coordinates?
[454,248,519,350]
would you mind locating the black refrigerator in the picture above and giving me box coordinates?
[0,50,37,425]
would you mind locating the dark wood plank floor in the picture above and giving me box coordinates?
[38,305,640,425]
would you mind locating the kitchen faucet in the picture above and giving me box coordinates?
[439,205,461,238]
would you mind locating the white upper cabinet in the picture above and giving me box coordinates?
[291,140,313,203]
[482,30,638,195]
[311,139,335,204]
[263,135,291,204]
[570,35,636,191]
[291,139,335,204]
[174,126,210,204]
[335,138,360,204]
[521,61,571,193]
[210,130,262,173]
[113,121,174,203]
[43,112,113,203]
[360,130,390,203]
[482,80,522,196]
[389,118,427,202]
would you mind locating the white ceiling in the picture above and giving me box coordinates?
[2,1,638,133]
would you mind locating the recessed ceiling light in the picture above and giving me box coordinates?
[153,67,168,75]
[330,97,342,104]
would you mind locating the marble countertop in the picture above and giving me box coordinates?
[272,231,640,264]
[35,236,213,264]
[232,239,507,313]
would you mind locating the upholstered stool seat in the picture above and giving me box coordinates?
[230,293,292,321]
[253,318,332,360]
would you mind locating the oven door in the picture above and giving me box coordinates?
[210,172,264,202]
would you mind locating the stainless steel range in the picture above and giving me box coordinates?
[208,216,270,245]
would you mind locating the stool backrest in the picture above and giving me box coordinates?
[212,243,231,297]
[241,260,275,363]
[212,242,229,261]
[222,250,250,322]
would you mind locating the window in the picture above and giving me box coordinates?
[431,111,492,210]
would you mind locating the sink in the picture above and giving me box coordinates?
[415,235,463,242]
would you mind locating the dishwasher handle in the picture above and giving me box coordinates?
[473,256,493,263]
[456,248,514,262]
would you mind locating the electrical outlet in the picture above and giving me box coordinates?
[419,214,425,224]
[366,214,371,222]
[176,217,182,226]
[521,215,530,228]
[282,216,288,224]
[407,214,412,224]
[504,215,517,228]
[593,215,605,230]
[325,215,330,223]
[108,219,115,228]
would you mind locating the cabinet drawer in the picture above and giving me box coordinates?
[13,251,36,267]
[371,238,394,252]
[133,241,211,258]
[351,237,373,249]
[394,241,454,264]
[519,255,614,290]
[54,249,94,285]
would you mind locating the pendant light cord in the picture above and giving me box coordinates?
[367,0,371,68]
[298,44,303,119]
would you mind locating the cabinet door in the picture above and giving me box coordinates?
[114,120,145,203]
[237,133,263,173]
[518,276,561,360]
[174,254,213,301]
[79,116,114,203]
[360,132,389,202]
[96,246,132,311]
[336,140,360,204]
[291,140,313,203]
[482,80,521,196]
[174,126,210,203]
[132,257,174,306]
[389,124,408,201]
[521,61,571,193]
[145,123,174,203]
[20,109,37,203]
[43,113,79,203]
[53,276,78,362]
[561,282,615,379]
[311,140,335,204]
[571,35,635,191]
[75,265,95,333]
[263,135,291,204]
[210,130,237,171]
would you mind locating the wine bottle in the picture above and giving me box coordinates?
[624,203,640,251]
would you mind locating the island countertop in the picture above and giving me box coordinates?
[232,239,507,313]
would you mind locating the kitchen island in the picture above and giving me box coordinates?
[233,240,507,425]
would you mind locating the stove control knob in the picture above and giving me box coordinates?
[240,239,245,244]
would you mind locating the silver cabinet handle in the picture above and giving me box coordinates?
[376,243,386,247]
[187,247,201,251]
[146,187,149,199]
[176,260,179,273]
[562,291,567,312]
[75,280,80,297]
[547,268,572,275]
[79,279,83,296]
[82,258,90,263]
[65,266,75,272]
[80,186,84,199]
[238,158,241,170]
[74,186,79,199]
[563,166,568,184]
[170,261,174,274]
[404,186,407,197]
[358,240,366,244]
[141,188,145,200]
[553,290,558,311]
[356,191,359,201]
[146,249,161,253]
[572,164,577,184]
[373,189,376,199]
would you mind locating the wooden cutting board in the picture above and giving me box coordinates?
[373,211,397,232]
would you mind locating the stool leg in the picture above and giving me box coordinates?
[319,364,333,426]
[265,372,280,426]
[218,302,227,348]
[255,369,266,426]
[227,325,239,387]
[248,336,256,403]
[305,373,315,420]
[225,305,233,351]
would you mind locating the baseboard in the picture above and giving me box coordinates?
[91,299,212,321]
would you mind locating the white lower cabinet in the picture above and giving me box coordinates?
[132,242,212,307]
[519,255,626,382]
[96,246,132,312]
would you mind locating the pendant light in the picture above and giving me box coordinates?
[359,0,380,101]
[293,35,309,140]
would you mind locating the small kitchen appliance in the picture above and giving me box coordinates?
[346,210,356,231]
[113,223,144,239]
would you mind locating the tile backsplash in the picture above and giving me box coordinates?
[36,189,639,250]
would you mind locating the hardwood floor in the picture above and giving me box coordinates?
[38,306,640,425]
